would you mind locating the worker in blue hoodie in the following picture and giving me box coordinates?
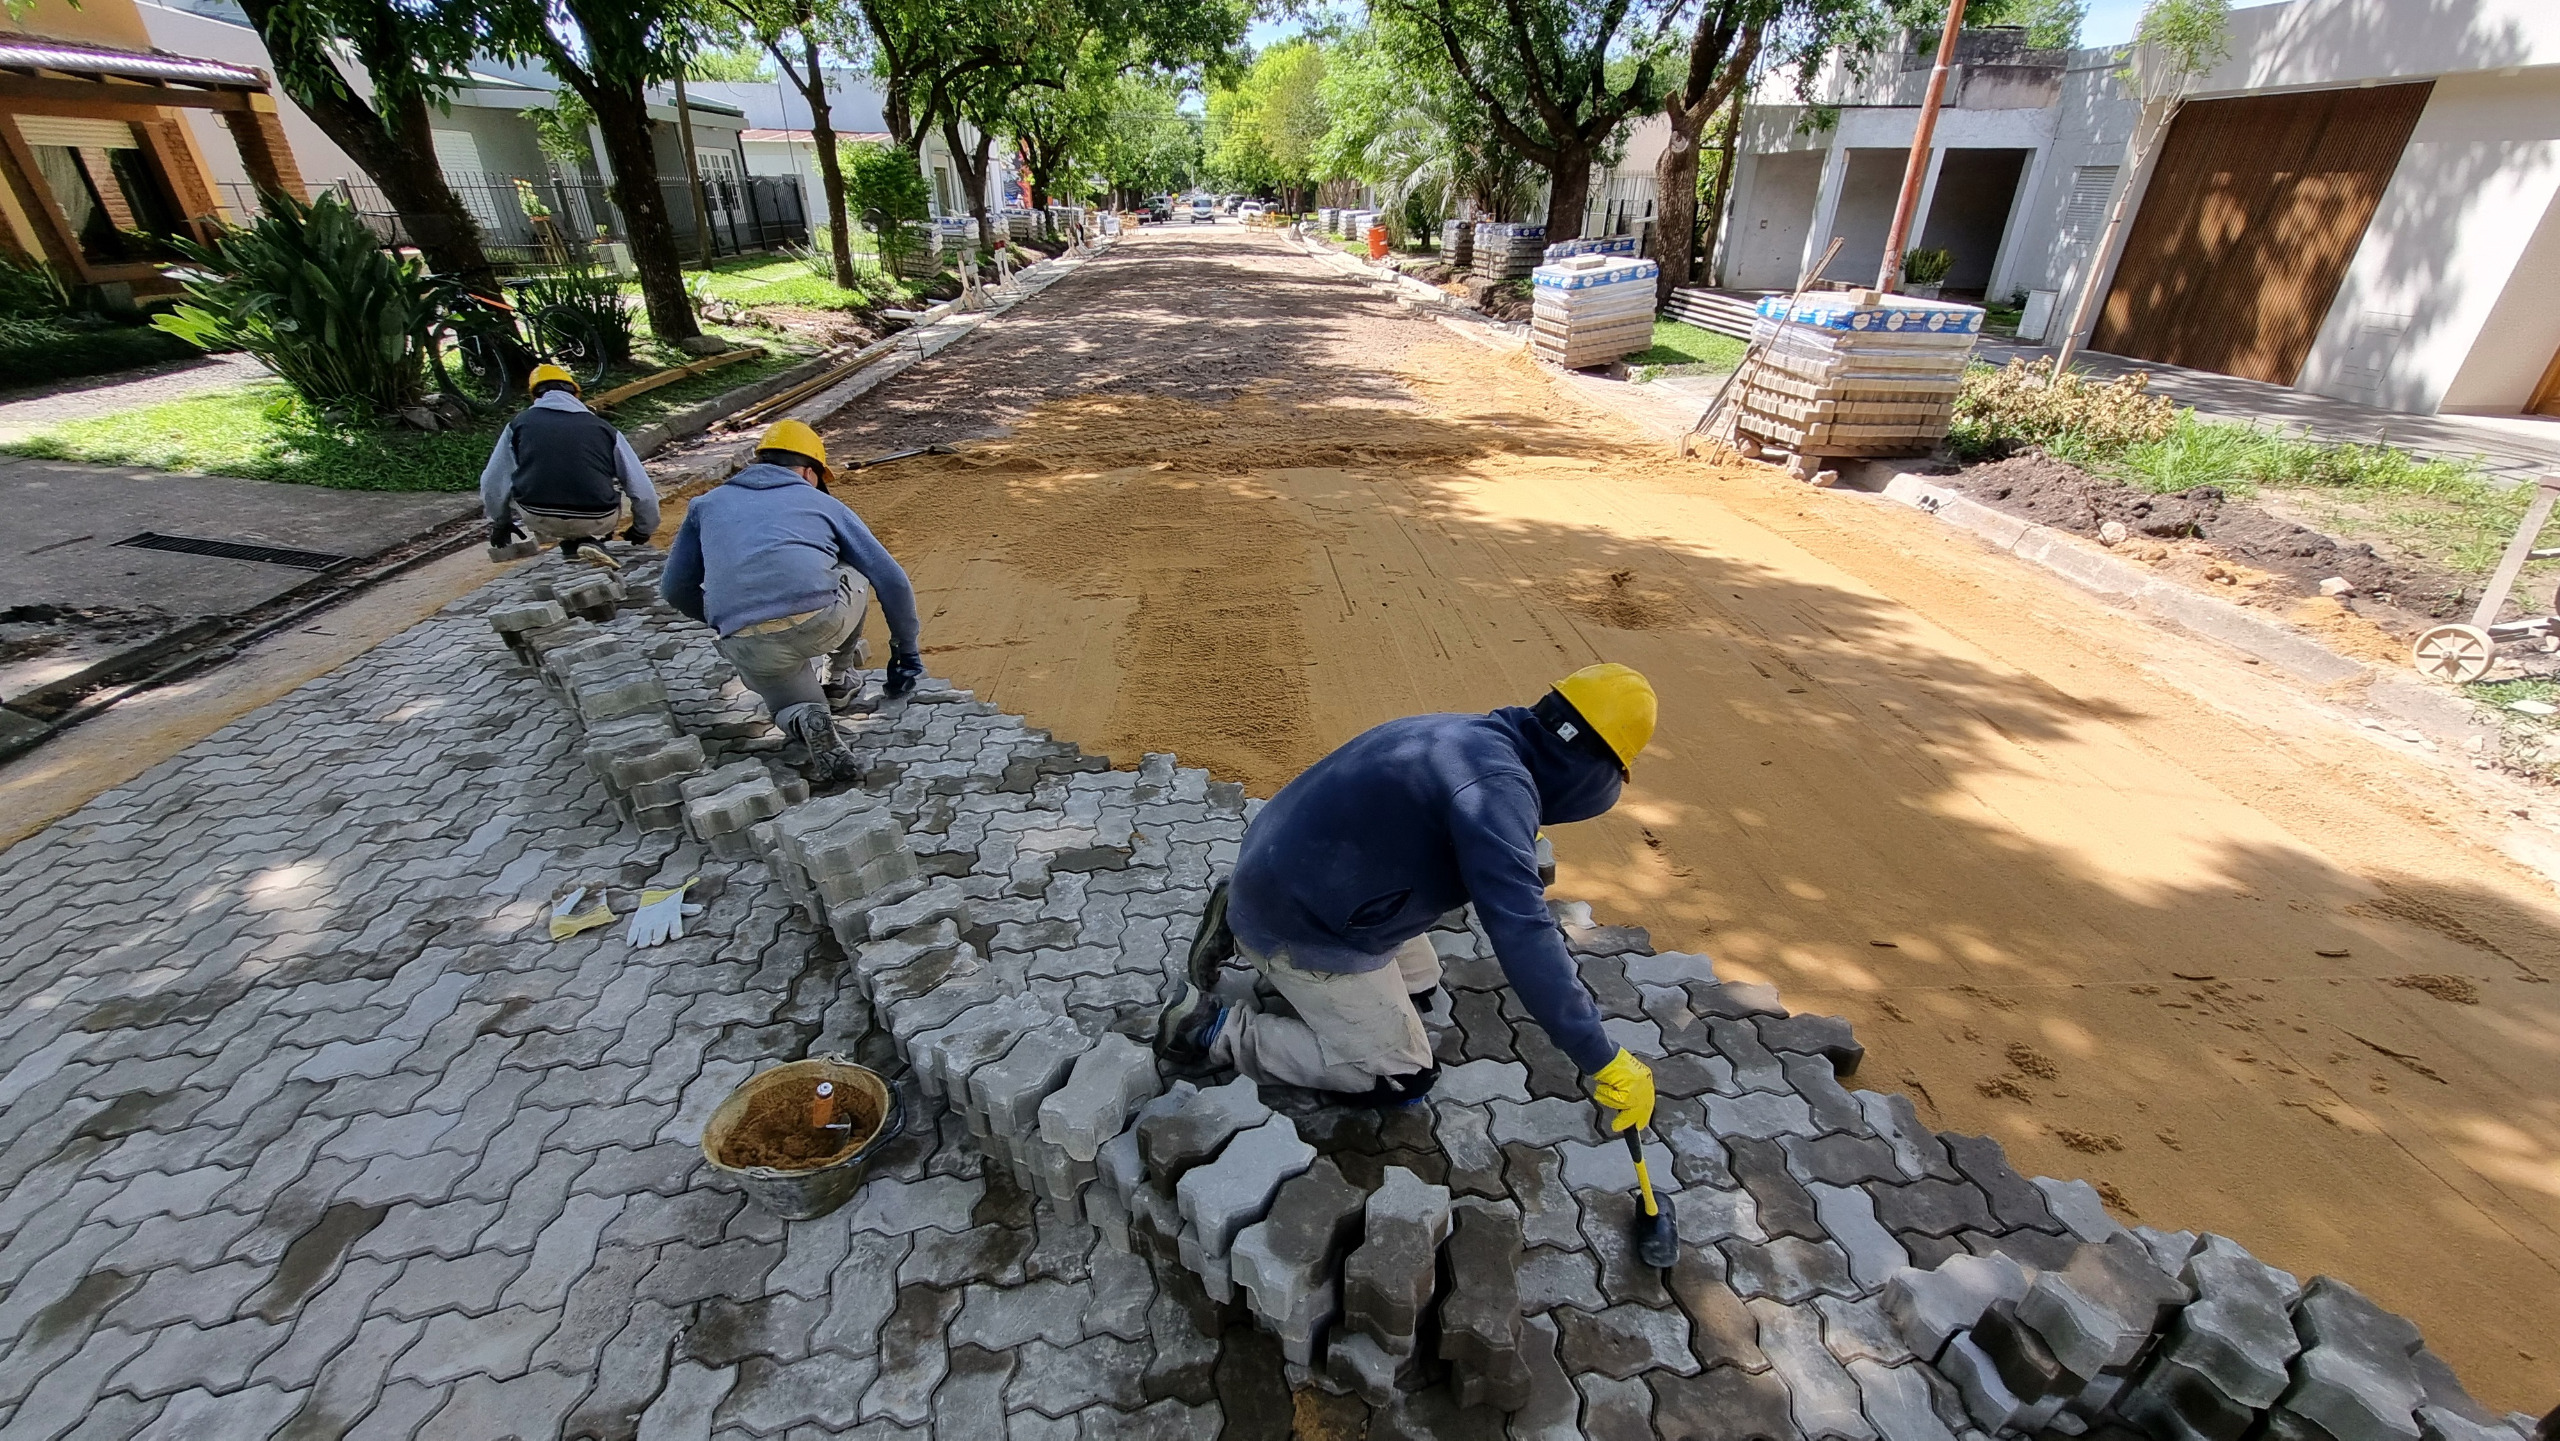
[1157,663,1659,1134]
[659,420,923,783]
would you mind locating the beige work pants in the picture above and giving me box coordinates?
[516,500,626,544]
[1213,934,1442,1092]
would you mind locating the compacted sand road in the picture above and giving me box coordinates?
[804,221,2558,1406]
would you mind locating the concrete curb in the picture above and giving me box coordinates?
[626,347,842,458]
[1869,469,2492,740]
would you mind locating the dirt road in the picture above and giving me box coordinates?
[819,223,2558,1405]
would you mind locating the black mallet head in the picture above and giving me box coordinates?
[1624,1131,1680,1271]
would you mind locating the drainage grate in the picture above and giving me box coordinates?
[113,532,349,570]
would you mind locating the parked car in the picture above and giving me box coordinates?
[1190,197,1215,223]
[1145,196,1171,222]
[1237,201,1264,220]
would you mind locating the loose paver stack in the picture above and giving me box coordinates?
[1472,222,1545,280]
[0,541,2530,1440]
[1439,220,1474,269]
[1530,252,1661,371]
[1730,290,1986,464]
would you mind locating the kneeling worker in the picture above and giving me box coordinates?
[1158,663,1659,1136]
[481,363,658,564]
[659,420,924,782]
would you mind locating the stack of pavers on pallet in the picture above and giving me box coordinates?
[1440,219,1474,269]
[1472,221,1545,280]
[1530,251,1660,370]
[1887,1226,2539,1441]
[1004,206,1036,242]
[1731,290,1984,463]
[1317,207,1339,236]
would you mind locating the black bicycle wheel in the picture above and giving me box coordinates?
[532,305,610,388]
[430,318,514,411]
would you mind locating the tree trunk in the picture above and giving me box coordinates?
[1542,145,1593,242]
[1652,110,1704,306]
[233,0,495,286]
[590,79,700,342]
[941,116,994,253]
[800,35,854,288]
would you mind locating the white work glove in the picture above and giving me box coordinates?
[627,880,702,948]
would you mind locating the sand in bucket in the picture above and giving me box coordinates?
[703,1058,900,1219]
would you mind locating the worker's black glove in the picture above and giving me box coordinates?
[489,517,519,547]
[884,648,924,699]
[621,525,652,544]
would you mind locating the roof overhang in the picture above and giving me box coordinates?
[0,34,271,112]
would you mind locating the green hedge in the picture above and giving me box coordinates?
[0,317,202,390]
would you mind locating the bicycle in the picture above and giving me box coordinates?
[426,275,610,412]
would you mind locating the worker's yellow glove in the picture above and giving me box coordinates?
[1591,1048,1656,1135]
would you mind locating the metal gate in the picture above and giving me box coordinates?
[2092,82,2432,385]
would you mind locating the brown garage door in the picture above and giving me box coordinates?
[2093,83,2432,385]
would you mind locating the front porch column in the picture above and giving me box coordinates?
[1805,137,1850,284]
[222,92,306,206]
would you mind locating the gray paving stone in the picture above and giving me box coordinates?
[858,1284,962,1426]
[1743,1298,1878,1441]
[1001,1334,1152,1418]
[1437,1200,1528,1410]
[1808,1183,1909,1290]
[712,1350,879,1434]
[1722,1235,1858,1304]
[1035,1034,1158,1164]
[948,1278,1090,1351]
[634,1358,738,1440]
[2032,1177,2128,1244]
[1882,1251,2033,1362]
[1555,1301,1698,1380]
[1521,1244,1608,1314]
[2016,1235,2191,1378]
[1849,1358,1961,1441]
[131,1382,300,1441]
[1578,1372,1659,1441]
[1342,1165,1453,1356]
[1229,1156,1364,1365]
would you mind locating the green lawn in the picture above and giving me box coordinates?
[1626,318,1747,375]
[675,252,924,314]
[0,333,813,492]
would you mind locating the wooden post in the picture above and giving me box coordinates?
[1877,0,1968,293]
[673,73,711,267]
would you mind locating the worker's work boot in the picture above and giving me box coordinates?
[1153,980,1229,1070]
[778,702,857,786]
[560,537,622,570]
[1348,1064,1440,1110]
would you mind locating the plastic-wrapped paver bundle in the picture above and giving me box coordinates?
[1318,206,1339,235]
[1542,235,1639,264]
[1731,290,1985,460]
[1440,219,1473,269]
[1472,221,1545,280]
[1004,207,1035,241]
[1530,252,1660,370]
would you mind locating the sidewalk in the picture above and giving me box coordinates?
[1982,337,2560,484]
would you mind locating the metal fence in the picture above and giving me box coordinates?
[218,170,809,270]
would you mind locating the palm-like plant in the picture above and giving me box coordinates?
[155,193,438,416]
[1357,88,1540,238]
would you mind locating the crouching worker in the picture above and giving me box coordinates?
[481,363,658,566]
[658,420,925,783]
[1157,664,1660,1135]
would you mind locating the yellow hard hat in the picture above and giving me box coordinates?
[757,418,831,483]
[527,362,577,394]
[1551,663,1656,770]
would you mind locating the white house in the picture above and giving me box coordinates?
[1715,0,2560,420]
[685,75,1016,225]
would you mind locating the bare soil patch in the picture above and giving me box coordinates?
[1941,455,2471,641]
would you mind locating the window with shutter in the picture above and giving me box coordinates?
[2065,165,2117,231]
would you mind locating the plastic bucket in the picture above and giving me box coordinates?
[1367,225,1389,260]
[701,1055,905,1220]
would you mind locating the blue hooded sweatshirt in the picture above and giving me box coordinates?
[659,463,921,651]
[1227,706,1623,1075]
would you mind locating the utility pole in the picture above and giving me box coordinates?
[674,71,713,267]
[1877,0,1967,293]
